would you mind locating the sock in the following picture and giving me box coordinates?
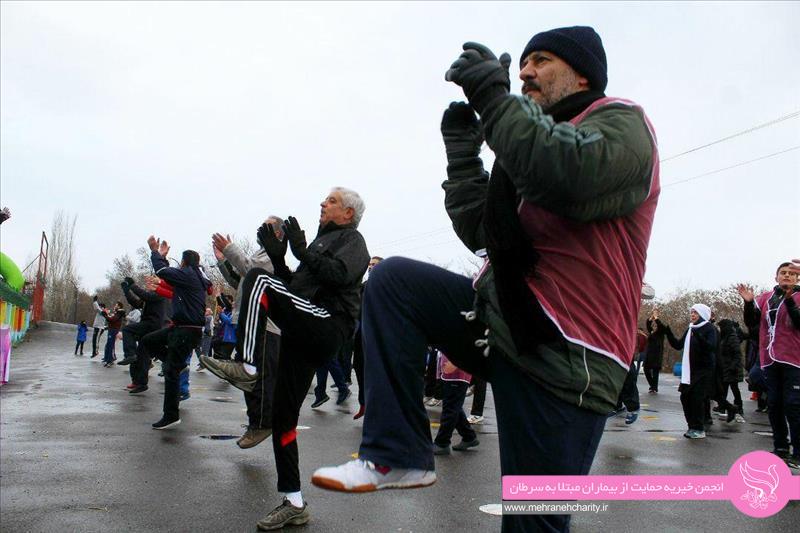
[243,363,257,375]
[283,491,303,507]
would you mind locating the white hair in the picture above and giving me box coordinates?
[331,187,366,227]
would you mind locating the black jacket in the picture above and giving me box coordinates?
[667,321,718,378]
[644,318,670,370]
[151,251,210,326]
[717,319,743,383]
[103,308,125,330]
[272,222,369,325]
[123,283,168,326]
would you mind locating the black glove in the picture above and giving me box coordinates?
[92,295,98,302]
[120,280,130,290]
[283,216,308,261]
[257,223,287,260]
[124,276,135,286]
[445,42,511,117]
[441,101,484,162]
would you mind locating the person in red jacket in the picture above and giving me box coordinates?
[101,302,125,367]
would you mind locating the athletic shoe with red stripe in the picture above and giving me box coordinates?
[311,459,436,493]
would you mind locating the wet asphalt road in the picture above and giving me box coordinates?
[1,322,797,532]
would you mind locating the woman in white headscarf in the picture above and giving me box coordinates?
[665,304,719,439]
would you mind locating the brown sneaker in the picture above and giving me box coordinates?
[199,355,257,392]
[256,499,310,530]
[237,427,272,449]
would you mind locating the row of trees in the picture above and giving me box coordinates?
[638,284,762,370]
[41,210,256,324]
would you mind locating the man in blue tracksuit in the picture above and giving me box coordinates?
[142,235,211,429]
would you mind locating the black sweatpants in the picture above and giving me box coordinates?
[75,341,85,354]
[123,320,162,386]
[141,325,201,420]
[680,373,711,431]
[358,257,607,533]
[616,362,640,412]
[424,350,442,400]
[644,367,659,391]
[434,380,477,447]
[471,376,487,417]
[718,382,743,414]
[235,268,348,493]
[352,325,365,407]
[92,327,105,355]
[244,331,280,430]
[337,337,354,383]
[765,362,800,458]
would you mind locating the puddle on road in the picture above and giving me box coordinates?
[199,434,239,440]
[209,397,235,403]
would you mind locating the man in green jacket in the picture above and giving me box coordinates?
[313,26,659,533]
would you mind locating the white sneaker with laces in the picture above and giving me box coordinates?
[467,415,484,424]
[311,459,436,493]
[734,414,746,423]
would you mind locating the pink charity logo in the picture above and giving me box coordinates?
[502,451,800,518]
[727,451,794,518]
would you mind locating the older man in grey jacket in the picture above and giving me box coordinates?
[211,217,283,449]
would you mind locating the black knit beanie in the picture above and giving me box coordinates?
[182,250,200,267]
[520,26,608,92]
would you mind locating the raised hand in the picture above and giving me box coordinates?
[144,276,160,292]
[736,283,754,302]
[283,216,308,261]
[445,42,511,116]
[257,223,287,260]
[211,233,231,253]
[147,235,159,251]
[441,101,484,161]
[212,242,225,262]
[158,240,170,258]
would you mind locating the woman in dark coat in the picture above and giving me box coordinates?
[717,318,745,422]
[644,309,670,393]
[665,303,718,439]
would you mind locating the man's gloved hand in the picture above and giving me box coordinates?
[257,223,288,260]
[283,216,308,261]
[441,102,484,162]
[123,276,135,287]
[445,42,511,116]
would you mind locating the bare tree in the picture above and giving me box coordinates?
[637,283,767,370]
[43,210,80,322]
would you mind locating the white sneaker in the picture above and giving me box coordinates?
[735,414,746,423]
[425,398,442,407]
[311,459,436,493]
[467,415,484,424]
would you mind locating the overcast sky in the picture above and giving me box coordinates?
[1,1,798,297]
